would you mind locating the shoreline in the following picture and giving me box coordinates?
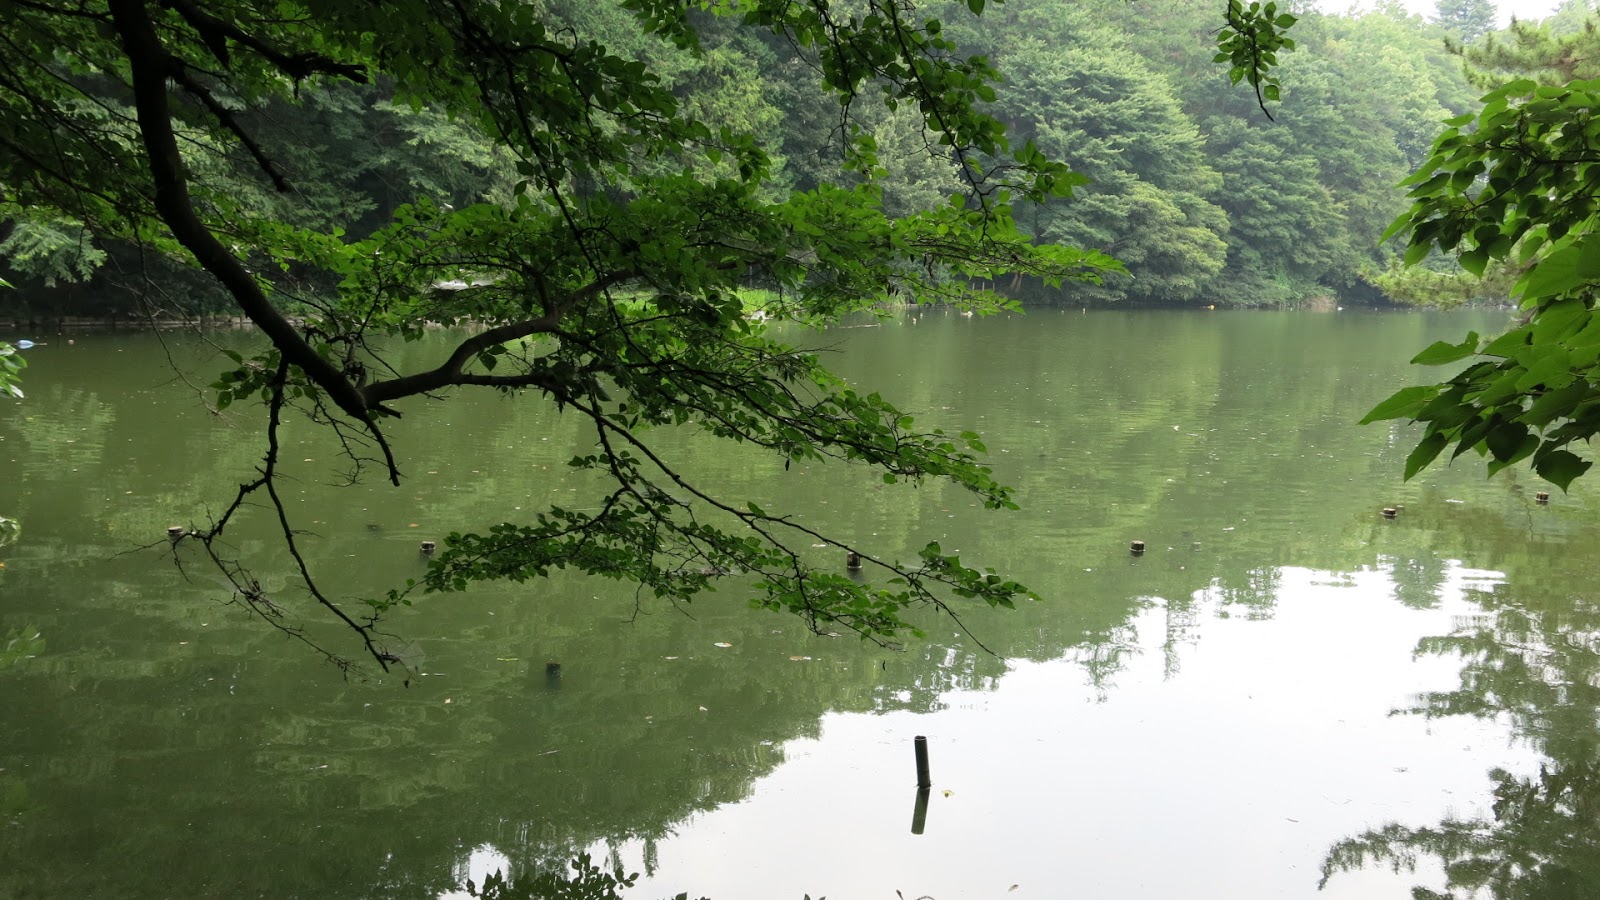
[0,301,1512,333]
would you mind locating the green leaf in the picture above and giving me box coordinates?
[1519,339,1576,385]
[1410,333,1479,366]
[1482,326,1533,357]
[1361,385,1438,424]
[1524,381,1588,426]
[1534,448,1591,490]
[1404,431,1449,480]
[1475,368,1528,407]
[1519,237,1600,300]
[1533,297,1589,344]
[1487,434,1540,474]
[1380,211,1413,244]
[1485,423,1534,462]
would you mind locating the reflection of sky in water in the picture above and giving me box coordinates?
[438,845,510,900]
[3,314,1576,899]
[587,564,1540,900]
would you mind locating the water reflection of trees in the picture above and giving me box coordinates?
[464,854,707,900]
[1321,500,1600,899]
[4,315,1561,900]
[1324,761,1600,899]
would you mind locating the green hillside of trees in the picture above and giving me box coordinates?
[0,0,1522,316]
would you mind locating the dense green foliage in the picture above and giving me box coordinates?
[1369,10,1600,490]
[2,0,1478,313]
[0,341,20,400]
[1435,0,1498,45]
[925,1,1475,306]
[1464,0,1600,86]
[1361,5,1597,309]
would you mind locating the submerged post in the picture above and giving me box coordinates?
[914,735,931,789]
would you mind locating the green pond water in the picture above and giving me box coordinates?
[2,309,1597,899]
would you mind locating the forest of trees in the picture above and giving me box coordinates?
[4,0,1581,319]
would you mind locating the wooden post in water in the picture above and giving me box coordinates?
[910,735,932,835]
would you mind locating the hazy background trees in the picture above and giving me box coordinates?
[0,0,1552,314]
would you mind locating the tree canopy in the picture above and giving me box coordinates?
[4,1,1486,313]
[1435,0,1498,46]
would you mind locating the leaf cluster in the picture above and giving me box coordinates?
[0,342,23,400]
[1216,1,1297,117]
[1368,78,1600,488]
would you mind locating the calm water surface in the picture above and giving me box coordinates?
[1,309,1596,899]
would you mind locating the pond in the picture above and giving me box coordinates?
[1,308,1596,899]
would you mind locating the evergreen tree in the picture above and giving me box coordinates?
[1459,14,1600,84]
[1435,0,1499,44]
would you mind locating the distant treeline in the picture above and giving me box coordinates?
[0,0,1581,319]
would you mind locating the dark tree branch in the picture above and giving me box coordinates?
[108,0,402,483]
[169,64,290,192]
[164,0,370,84]
[563,389,998,653]
[176,359,396,673]
[361,269,637,405]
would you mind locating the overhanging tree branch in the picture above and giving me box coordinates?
[164,0,369,83]
[361,269,640,404]
[108,0,401,481]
